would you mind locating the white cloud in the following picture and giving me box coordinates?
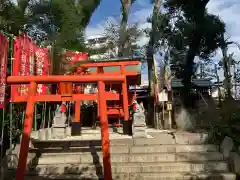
[85,26,104,39]
[207,0,240,61]
[206,0,240,80]
[129,8,152,23]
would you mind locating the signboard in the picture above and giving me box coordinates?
[158,90,168,102]
[0,33,8,108]
[167,102,172,111]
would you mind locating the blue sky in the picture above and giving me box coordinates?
[86,0,240,83]
[88,0,152,27]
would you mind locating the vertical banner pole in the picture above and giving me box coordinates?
[9,35,14,161]
[34,104,37,130]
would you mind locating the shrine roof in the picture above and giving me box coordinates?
[172,78,212,88]
[85,56,143,63]
[79,56,143,74]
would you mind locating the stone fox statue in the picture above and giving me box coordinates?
[132,101,147,137]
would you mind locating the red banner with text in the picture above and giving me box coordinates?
[35,47,49,95]
[11,34,35,102]
[0,33,8,108]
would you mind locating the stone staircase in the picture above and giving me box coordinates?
[5,131,236,180]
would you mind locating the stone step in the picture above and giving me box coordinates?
[139,132,209,145]
[27,162,229,175]
[129,172,236,180]
[24,172,236,180]
[31,145,218,155]
[81,127,124,134]
[36,152,224,164]
[31,131,210,146]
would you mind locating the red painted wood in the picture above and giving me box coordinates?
[98,80,112,180]
[7,75,125,84]
[74,101,81,122]
[16,82,37,180]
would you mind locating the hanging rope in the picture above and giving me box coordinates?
[9,34,14,158]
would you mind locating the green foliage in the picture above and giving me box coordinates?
[145,13,172,55]
[0,0,31,34]
[28,0,100,48]
[26,0,102,74]
[142,0,226,108]
[160,1,225,107]
[156,7,225,68]
[1,0,101,49]
[207,101,240,149]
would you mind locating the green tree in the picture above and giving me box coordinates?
[161,0,225,107]
[0,0,31,35]
[218,35,240,99]
[28,0,101,48]
[27,0,102,74]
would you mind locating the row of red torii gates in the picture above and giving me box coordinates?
[8,59,141,180]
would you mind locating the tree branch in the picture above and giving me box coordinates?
[201,0,210,7]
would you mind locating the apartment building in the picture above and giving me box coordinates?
[85,35,118,59]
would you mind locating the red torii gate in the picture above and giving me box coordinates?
[72,60,140,133]
[12,59,140,134]
[7,75,129,180]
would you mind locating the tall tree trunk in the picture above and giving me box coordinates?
[182,0,209,108]
[147,0,162,128]
[182,37,201,107]
[119,0,132,56]
[221,46,232,99]
[147,43,156,127]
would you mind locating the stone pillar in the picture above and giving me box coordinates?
[51,110,67,139]
[132,102,147,138]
